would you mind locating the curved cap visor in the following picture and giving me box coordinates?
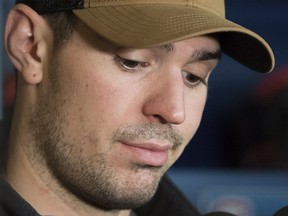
[73,4,274,73]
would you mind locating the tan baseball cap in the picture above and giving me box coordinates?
[16,0,275,73]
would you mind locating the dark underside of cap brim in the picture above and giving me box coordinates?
[220,31,274,73]
[73,5,274,73]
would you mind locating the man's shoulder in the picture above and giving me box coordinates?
[0,179,11,216]
[0,205,10,216]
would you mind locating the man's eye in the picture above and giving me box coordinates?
[183,72,207,88]
[115,56,149,71]
[121,59,140,69]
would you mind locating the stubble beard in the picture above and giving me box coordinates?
[27,58,184,210]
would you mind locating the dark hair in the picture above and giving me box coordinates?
[43,11,77,51]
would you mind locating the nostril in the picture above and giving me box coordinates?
[150,109,185,125]
[153,114,168,124]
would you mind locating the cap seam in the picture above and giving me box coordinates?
[85,0,223,16]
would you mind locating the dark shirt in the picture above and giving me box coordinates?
[0,179,40,216]
[0,175,201,216]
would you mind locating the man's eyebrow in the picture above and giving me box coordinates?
[159,44,175,53]
[158,44,221,61]
[192,49,222,61]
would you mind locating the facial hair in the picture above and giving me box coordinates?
[28,57,184,210]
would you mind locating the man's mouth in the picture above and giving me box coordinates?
[120,142,172,167]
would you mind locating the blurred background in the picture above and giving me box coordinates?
[1,0,288,216]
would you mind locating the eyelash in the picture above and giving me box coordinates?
[114,55,149,73]
[183,72,207,88]
[114,55,207,88]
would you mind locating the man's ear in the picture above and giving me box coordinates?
[4,4,52,85]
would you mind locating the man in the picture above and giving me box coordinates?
[0,0,274,216]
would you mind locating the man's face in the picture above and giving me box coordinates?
[29,20,220,209]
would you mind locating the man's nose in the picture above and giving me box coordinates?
[142,71,186,125]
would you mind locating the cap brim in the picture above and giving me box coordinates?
[73,5,275,73]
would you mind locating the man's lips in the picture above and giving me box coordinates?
[120,142,172,167]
